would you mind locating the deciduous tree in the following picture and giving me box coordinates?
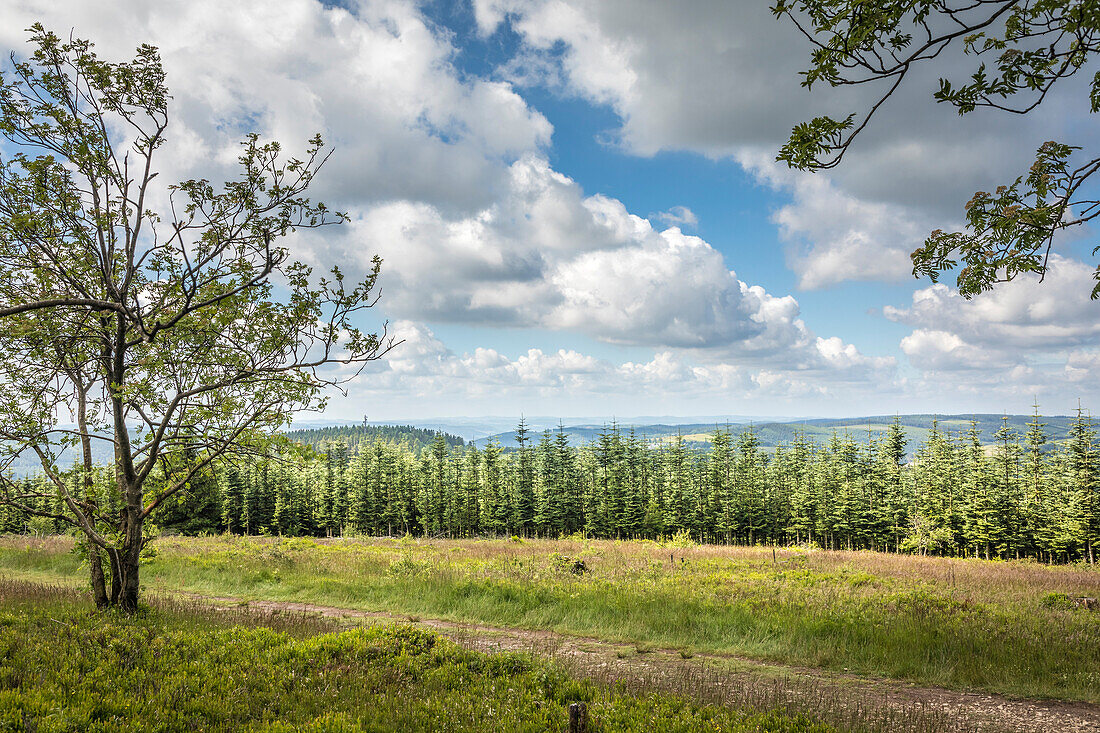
[0,26,391,611]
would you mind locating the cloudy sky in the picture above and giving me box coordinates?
[3,0,1099,420]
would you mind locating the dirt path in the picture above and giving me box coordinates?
[184,592,1099,733]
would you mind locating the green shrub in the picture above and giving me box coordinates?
[387,555,432,577]
[1039,592,1075,610]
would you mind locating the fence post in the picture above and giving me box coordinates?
[568,702,588,733]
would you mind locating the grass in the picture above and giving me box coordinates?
[2,534,1099,703]
[0,578,837,733]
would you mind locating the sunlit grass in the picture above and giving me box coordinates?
[3,534,1098,702]
[0,578,839,733]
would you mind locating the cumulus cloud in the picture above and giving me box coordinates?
[473,0,1095,289]
[317,155,891,377]
[885,256,1100,352]
[29,0,1100,413]
[1,0,552,213]
[1066,351,1100,384]
[739,154,929,288]
[652,205,697,229]
[0,0,905,412]
[898,330,1003,372]
[884,256,1100,405]
[348,321,896,413]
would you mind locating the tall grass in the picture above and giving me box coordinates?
[0,577,838,733]
[2,535,1098,702]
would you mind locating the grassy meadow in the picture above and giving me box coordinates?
[0,579,838,733]
[2,535,1099,706]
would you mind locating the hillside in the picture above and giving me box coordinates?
[3,424,467,477]
[3,414,1079,476]
[474,413,1079,452]
[284,423,465,454]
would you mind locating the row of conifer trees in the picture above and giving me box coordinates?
[3,412,1098,563]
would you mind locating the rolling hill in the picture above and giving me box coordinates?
[472,413,1080,453]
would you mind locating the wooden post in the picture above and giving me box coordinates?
[568,702,588,733]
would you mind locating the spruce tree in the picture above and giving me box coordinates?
[221,466,245,534]
[1067,408,1099,564]
[512,420,536,536]
[708,427,735,542]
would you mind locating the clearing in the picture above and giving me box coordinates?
[3,534,1099,732]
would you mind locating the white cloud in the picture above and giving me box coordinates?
[815,336,894,374]
[1,0,552,213]
[473,0,1094,290]
[885,256,1100,405]
[898,330,1000,372]
[0,0,906,412]
[1066,351,1100,384]
[348,321,896,413]
[739,153,927,289]
[885,256,1100,351]
[32,0,1100,414]
[477,0,639,113]
[652,205,697,229]
[320,155,890,378]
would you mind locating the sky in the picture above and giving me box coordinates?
[2,0,1099,421]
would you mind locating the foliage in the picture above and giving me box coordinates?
[16,412,1094,564]
[286,424,465,455]
[1038,591,1075,610]
[773,0,1100,297]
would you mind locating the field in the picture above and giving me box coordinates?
[0,579,836,733]
[2,535,1100,731]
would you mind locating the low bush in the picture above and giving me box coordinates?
[1038,591,1075,610]
[0,584,834,733]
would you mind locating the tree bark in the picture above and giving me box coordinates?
[117,480,144,613]
[75,380,110,609]
[118,548,141,613]
[88,548,109,609]
[108,548,122,606]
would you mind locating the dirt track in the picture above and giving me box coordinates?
[183,592,1100,733]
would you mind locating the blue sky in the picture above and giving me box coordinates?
[5,0,1099,420]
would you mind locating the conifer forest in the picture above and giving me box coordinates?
[8,412,1098,564]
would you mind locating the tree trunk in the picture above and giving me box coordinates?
[118,549,141,612]
[115,470,145,613]
[88,546,109,610]
[76,382,110,610]
[108,548,122,606]
[113,524,142,613]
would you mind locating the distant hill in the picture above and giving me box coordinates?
[474,414,1079,453]
[284,424,465,454]
[2,424,467,477]
[292,415,792,442]
[3,414,1082,476]
[2,432,115,478]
